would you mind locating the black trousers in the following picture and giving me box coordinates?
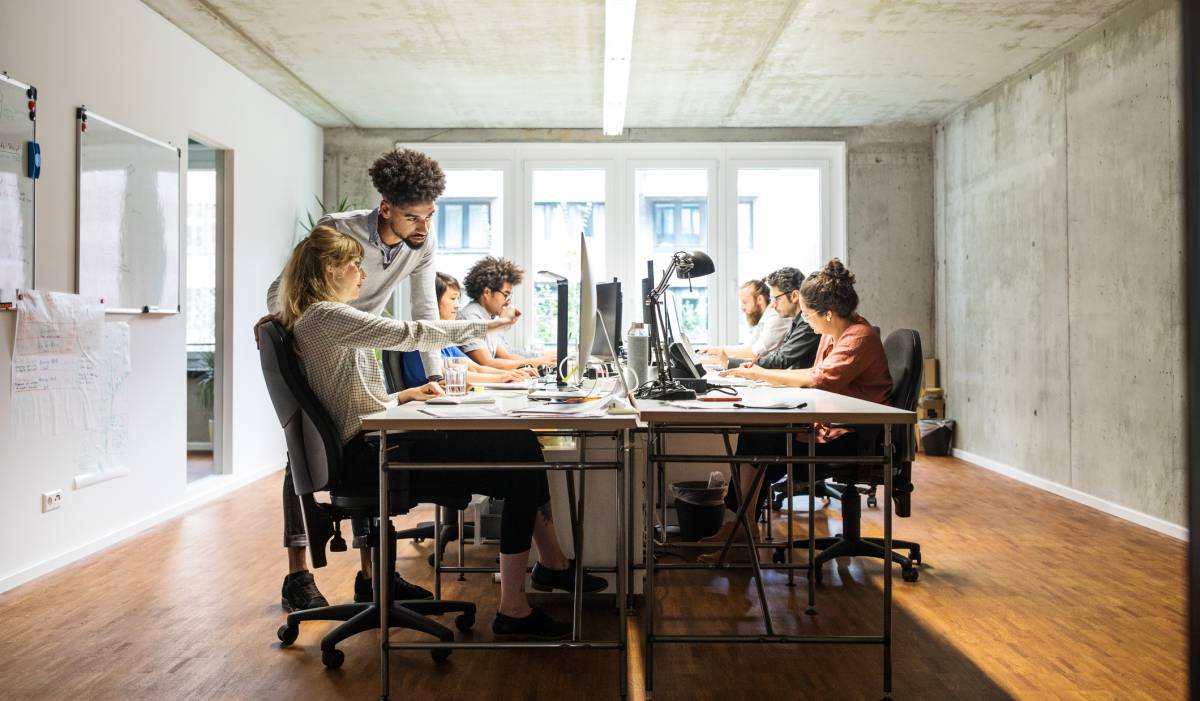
[728,430,861,515]
[322,430,550,556]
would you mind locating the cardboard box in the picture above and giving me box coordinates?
[922,358,939,389]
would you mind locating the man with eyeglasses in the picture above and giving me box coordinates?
[262,148,450,613]
[458,257,556,372]
[701,278,792,368]
[746,266,820,371]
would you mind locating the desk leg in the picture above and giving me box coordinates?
[617,431,629,701]
[433,504,442,601]
[564,440,586,640]
[807,428,817,614]
[644,425,656,700]
[883,427,894,696]
[378,432,391,701]
[786,430,795,588]
[457,507,466,581]
[626,432,636,614]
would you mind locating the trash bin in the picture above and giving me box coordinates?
[672,480,728,541]
[918,419,955,456]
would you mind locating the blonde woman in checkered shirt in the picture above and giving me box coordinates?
[279,226,605,639]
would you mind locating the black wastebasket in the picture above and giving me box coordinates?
[919,419,955,456]
[672,480,728,541]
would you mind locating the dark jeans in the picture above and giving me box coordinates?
[728,430,861,516]
[283,430,550,556]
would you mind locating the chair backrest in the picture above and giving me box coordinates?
[258,319,344,495]
[381,350,407,394]
[883,328,923,461]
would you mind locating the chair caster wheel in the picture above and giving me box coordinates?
[277,624,298,646]
[902,567,919,582]
[455,613,475,632]
[322,648,345,669]
[431,647,452,663]
[867,495,878,508]
[428,554,436,567]
[771,549,785,564]
[414,537,425,544]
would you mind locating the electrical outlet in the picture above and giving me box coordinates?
[41,490,62,512]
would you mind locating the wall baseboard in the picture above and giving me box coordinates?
[952,449,1187,541]
[0,462,285,595]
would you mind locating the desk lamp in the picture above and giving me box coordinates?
[634,250,715,401]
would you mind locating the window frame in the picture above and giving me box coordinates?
[386,142,845,351]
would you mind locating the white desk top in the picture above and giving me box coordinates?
[361,393,640,432]
[362,387,913,431]
[634,387,915,426]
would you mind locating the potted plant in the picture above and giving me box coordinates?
[196,350,215,441]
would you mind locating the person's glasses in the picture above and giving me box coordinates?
[492,289,513,300]
[771,292,789,305]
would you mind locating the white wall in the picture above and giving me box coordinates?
[0,0,322,590]
[934,0,1184,533]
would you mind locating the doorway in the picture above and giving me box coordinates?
[185,138,226,482]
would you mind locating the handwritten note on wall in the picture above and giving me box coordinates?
[12,292,130,460]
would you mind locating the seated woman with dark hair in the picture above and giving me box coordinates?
[279,225,603,639]
[399,272,530,388]
[708,259,892,555]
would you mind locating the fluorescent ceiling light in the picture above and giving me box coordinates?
[603,0,637,136]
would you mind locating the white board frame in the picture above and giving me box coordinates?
[0,72,36,309]
[76,108,181,315]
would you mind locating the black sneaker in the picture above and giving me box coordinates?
[492,607,571,640]
[281,571,328,612]
[354,570,434,603]
[530,560,608,594]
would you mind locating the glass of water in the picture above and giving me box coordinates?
[444,357,469,396]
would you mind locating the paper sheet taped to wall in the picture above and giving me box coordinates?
[12,291,129,442]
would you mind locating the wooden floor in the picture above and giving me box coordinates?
[0,455,1185,700]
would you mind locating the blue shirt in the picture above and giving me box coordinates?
[401,346,466,388]
[366,208,404,267]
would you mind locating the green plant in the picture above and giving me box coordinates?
[196,351,215,411]
[295,195,363,240]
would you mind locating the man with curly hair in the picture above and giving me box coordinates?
[263,148,450,612]
[458,256,556,371]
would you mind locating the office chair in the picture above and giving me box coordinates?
[260,321,475,668]
[771,328,923,583]
[381,350,475,567]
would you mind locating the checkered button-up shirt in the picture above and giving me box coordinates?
[292,301,489,444]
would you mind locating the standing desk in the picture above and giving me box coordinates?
[636,388,916,700]
[362,398,638,701]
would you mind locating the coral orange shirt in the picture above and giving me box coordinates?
[808,316,892,443]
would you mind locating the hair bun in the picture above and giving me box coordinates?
[823,258,854,284]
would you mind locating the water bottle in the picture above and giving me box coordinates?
[627,322,650,387]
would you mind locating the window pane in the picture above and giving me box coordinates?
[736,168,821,342]
[185,168,216,350]
[436,170,504,287]
[530,170,606,352]
[635,169,711,344]
[442,204,463,249]
[467,203,490,248]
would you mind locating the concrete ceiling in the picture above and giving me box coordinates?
[144,0,1132,129]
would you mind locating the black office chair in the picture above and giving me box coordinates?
[260,321,475,668]
[381,350,476,567]
[772,328,923,582]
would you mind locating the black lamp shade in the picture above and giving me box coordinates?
[676,250,715,279]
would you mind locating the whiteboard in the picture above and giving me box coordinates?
[0,73,36,307]
[77,108,180,314]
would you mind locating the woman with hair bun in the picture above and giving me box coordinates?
[702,259,892,555]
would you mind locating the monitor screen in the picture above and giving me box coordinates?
[577,232,596,375]
[590,279,622,359]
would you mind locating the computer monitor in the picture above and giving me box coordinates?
[590,279,622,359]
[576,232,597,381]
[595,308,633,401]
[663,290,684,350]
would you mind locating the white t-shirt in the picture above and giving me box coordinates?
[750,306,792,356]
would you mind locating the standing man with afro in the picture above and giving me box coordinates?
[264,148,450,611]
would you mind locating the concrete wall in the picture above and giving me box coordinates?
[935,0,1184,528]
[323,126,936,353]
[0,0,323,590]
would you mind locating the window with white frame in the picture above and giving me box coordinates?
[386,143,844,353]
